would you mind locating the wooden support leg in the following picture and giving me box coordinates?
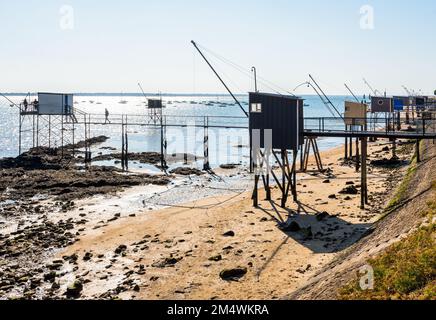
[392,139,397,159]
[416,139,421,163]
[124,125,129,171]
[281,150,287,208]
[355,138,360,172]
[300,144,304,171]
[266,174,271,200]
[292,150,298,202]
[361,137,368,209]
[253,175,259,207]
[312,138,324,172]
[203,120,210,171]
[345,134,348,160]
[121,123,125,172]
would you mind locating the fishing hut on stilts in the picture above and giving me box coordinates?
[249,92,304,208]
[14,93,83,157]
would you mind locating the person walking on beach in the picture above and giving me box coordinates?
[105,108,111,124]
[23,99,28,112]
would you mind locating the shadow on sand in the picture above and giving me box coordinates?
[257,200,372,255]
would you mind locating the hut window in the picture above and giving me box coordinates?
[251,103,262,113]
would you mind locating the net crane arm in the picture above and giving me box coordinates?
[344,83,360,103]
[363,78,381,96]
[191,40,248,118]
[308,75,344,120]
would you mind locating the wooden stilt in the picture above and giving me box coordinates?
[252,174,259,207]
[124,122,129,171]
[361,137,368,209]
[355,137,360,172]
[301,137,324,172]
[203,117,210,171]
[292,150,298,202]
[345,125,349,160]
[281,150,287,208]
[416,139,421,163]
[160,116,167,171]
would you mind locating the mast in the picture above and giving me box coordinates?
[191,40,248,117]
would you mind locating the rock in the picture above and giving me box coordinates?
[260,217,268,222]
[322,179,331,184]
[316,211,330,222]
[346,181,355,185]
[328,194,337,199]
[133,285,140,292]
[152,257,183,268]
[43,271,57,282]
[115,245,127,254]
[83,252,93,261]
[219,164,238,170]
[220,267,247,281]
[222,231,235,237]
[65,280,83,299]
[339,185,358,195]
[209,255,222,262]
[280,221,301,232]
[51,282,61,291]
[170,167,204,176]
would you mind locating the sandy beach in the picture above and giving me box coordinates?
[24,137,412,300]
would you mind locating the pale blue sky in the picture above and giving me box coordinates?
[1,0,435,95]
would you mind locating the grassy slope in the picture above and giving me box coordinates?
[339,180,436,300]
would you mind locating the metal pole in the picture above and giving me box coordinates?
[252,67,258,92]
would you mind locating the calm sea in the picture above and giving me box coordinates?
[0,94,349,170]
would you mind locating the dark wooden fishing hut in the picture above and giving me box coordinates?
[147,98,164,124]
[249,92,304,208]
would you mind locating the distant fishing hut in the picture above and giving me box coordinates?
[249,92,304,208]
[18,92,82,156]
[147,98,164,124]
[343,101,367,164]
